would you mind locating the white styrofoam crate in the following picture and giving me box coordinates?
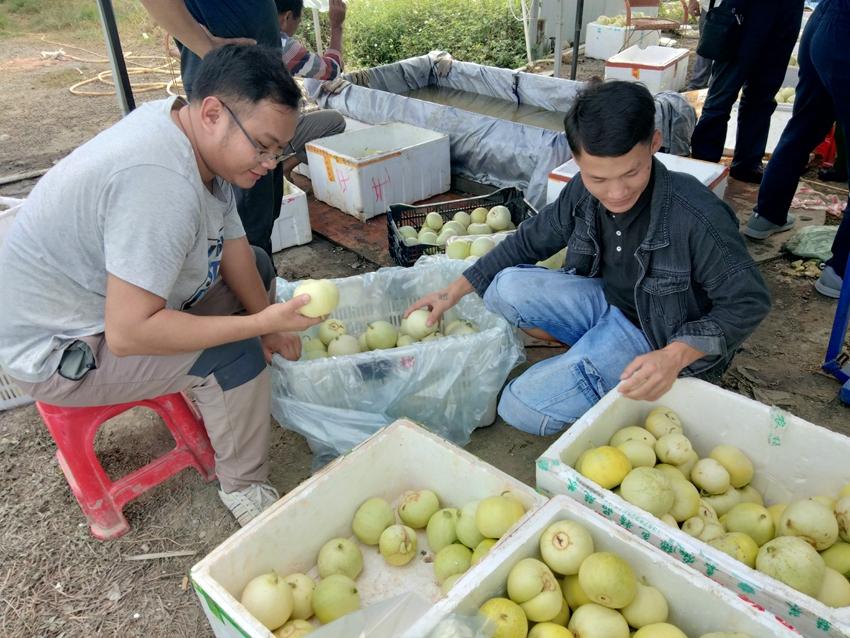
[305,122,451,221]
[605,45,690,94]
[271,179,311,253]
[536,377,850,638]
[547,152,729,204]
[407,495,801,638]
[783,64,799,89]
[585,21,660,61]
[190,419,548,638]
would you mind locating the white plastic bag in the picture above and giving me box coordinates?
[271,256,524,467]
[0,196,25,248]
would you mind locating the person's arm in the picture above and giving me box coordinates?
[139,0,256,58]
[327,0,346,57]
[618,342,705,400]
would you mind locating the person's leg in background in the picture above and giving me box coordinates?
[281,110,347,182]
[234,167,283,259]
[482,267,652,436]
[687,11,713,90]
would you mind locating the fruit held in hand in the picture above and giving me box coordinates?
[293,279,339,318]
[403,309,439,340]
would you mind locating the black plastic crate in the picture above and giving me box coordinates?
[387,187,536,267]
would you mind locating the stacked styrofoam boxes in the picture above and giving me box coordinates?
[305,122,450,221]
[190,419,548,638]
[605,45,690,94]
[271,179,311,253]
[407,495,802,637]
[536,377,850,637]
[585,21,660,61]
[546,152,729,204]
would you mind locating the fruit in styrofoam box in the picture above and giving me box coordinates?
[419,230,439,245]
[311,574,360,624]
[562,574,592,609]
[470,207,488,224]
[775,87,796,104]
[398,489,440,529]
[616,440,656,468]
[434,543,473,584]
[836,495,850,542]
[456,501,485,549]
[478,597,528,638]
[667,477,700,522]
[660,513,678,527]
[643,407,683,439]
[528,622,573,638]
[467,222,493,235]
[699,522,726,543]
[675,450,699,478]
[839,484,850,499]
[507,558,563,622]
[821,541,850,576]
[737,485,764,505]
[351,497,394,546]
[293,279,339,318]
[327,334,361,356]
[708,445,754,489]
[567,602,629,638]
[621,582,668,628]
[486,205,512,231]
[690,458,731,495]
[578,551,637,609]
[453,210,472,227]
[578,445,632,489]
[378,524,417,566]
[398,225,417,239]
[756,535,826,597]
[471,538,497,565]
[724,503,774,546]
[282,573,315,621]
[446,240,470,260]
[767,503,787,528]
[317,538,363,579]
[427,508,460,553]
[404,309,439,340]
[425,211,444,231]
[778,499,839,550]
[708,532,759,568]
[654,463,685,484]
[470,236,496,257]
[702,488,741,518]
[364,320,397,350]
[549,598,571,627]
[273,618,314,638]
[301,336,326,353]
[609,426,657,448]
[240,572,294,630]
[654,432,693,465]
[318,319,346,345]
[633,623,687,638]
[476,494,526,539]
[816,566,850,607]
[396,334,417,347]
[619,467,674,517]
[811,495,836,510]
[539,520,594,576]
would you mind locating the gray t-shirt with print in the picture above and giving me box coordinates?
[0,96,245,382]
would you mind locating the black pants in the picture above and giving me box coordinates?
[690,0,804,171]
[755,0,850,277]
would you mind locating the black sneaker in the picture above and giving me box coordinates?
[818,166,848,183]
[729,165,765,184]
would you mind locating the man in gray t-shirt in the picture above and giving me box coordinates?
[0,45,320,529]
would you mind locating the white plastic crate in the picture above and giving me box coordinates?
[305,122,451,221]
[585,21,660,61]
[547,152,729,204]
[536,377,850,638]
[271,179,311,253]
[190,419,548,638]
[605,45,690,94]
[407,495,801,638]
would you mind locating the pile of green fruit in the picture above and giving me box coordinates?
[398,205,516,250]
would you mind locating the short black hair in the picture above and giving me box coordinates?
[563,80,656,157]
[191,44,301,110]
[275,0,304,18]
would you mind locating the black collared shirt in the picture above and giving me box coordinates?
[597,173,654,327]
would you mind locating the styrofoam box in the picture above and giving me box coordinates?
[305,122,451,222]
[190,419,548,638]
[407,495,802,638]
[271,179,311,253]
[605,45,690,94]
[585,21,660,61]
[536,378,850,638]
[547,152,729,204]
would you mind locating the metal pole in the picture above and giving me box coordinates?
[554,0,564,78]
[570,0,585,80]
[96,0,135,115]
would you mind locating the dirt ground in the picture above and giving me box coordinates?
[1,28,849,638]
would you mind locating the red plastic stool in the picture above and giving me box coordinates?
[36,393,216,540]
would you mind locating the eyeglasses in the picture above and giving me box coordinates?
[220,100,296,165]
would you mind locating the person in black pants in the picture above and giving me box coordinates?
[741,0,850,299]
[690,0,803,183]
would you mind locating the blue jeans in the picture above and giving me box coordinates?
[484,267,652,436]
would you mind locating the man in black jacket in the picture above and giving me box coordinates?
[407,81,771,436]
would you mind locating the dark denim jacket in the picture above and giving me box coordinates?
[464,159,771,377]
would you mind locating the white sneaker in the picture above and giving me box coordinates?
[219,483,280,526]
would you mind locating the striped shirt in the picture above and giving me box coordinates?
[280,31,342,80]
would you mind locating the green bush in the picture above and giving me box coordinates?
[296,0,528,70]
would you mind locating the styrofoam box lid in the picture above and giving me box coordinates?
[406,495,799,637]
[549,152,728,191]
[305,122,448,163]
[191,419,547,638]
[606,44,689,69]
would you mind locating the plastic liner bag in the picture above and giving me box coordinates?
[308,591,432,638]
[782,224,838,262]
[271,256,525,468]
[426,614,495,638]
